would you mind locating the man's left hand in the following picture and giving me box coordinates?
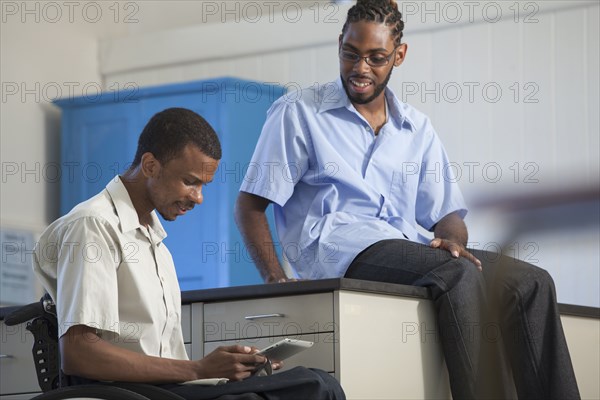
[429,238,482,271]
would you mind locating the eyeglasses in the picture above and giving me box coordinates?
[339,47,398,67]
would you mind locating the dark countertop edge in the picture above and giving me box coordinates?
[558,303,600,319]
[2,279,598,320]
[181,278,430,304]
[0,279,428,320]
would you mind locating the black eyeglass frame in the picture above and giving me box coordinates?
[339,46,400,67]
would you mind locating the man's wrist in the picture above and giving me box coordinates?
[434,235,466,247]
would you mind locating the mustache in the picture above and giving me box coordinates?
[349,74,374,81]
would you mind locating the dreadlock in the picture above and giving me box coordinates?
[342,0,405,46]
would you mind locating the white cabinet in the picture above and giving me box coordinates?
[335,291,450,399]
[188,282,452,400]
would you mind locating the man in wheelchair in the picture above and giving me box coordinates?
[28,107,345,400]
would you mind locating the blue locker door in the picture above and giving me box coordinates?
[60,102,139,215]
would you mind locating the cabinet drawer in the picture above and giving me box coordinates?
[204,333,334,373]
[0,321,40,395]
[203,293,334,341]
[181,304,191,344]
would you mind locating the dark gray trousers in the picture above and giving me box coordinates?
[161,367,344,400]
[70,367,344,400]
[344,239,580,400]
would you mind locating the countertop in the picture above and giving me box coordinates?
[2,278,598,320]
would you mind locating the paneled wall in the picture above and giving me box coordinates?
[100,1,599,307]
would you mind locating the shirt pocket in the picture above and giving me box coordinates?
[389,165,420,213]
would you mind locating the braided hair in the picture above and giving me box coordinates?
[342,0,405,46]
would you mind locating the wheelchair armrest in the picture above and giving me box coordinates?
[4,295,61,392]
[4,301,45,326]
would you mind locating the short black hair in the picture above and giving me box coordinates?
[131,107,222,168]
[342,0,405,47]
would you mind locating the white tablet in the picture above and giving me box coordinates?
[256,338,314,361]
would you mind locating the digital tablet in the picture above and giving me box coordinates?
[256,338,314,361]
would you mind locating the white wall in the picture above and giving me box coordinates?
[0,1,157,303]
[1,1,598,306]
[0,2,130,303]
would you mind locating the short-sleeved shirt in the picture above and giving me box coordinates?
[33,176,188,360]
[240,78,467,279]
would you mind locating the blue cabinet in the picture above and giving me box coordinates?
[55,78,285,290]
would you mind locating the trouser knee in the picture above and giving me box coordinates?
[503,263,557,301]
[310,369,345,400]
[426,256,485,297]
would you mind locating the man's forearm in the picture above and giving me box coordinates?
[234,192,287,283]
[60,325,197,383]
[61,325,267,383]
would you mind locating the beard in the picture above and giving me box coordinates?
[341,66,394,105]
[157,209,175,221]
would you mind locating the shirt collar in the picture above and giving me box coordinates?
[317,77,416,133]
[106,176,167,241]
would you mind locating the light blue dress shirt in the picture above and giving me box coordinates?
[240,78,467,279]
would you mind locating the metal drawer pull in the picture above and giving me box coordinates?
[244,313,285,320]
[0,354,13,359]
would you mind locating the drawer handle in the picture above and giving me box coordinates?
[244,313,285,320]
[0,354,13,359]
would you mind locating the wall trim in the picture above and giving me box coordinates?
[99,1,595,77]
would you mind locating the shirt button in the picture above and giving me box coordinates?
[160,276,165,282]
[365,126,370,131]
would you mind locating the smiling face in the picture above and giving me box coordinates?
[143,143,219,221]
[339,21,407,105]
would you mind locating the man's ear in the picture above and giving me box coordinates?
[338,34,343,51]
[394,43,408,67]
[140,152,160,178]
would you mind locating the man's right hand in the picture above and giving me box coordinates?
[195,345,267,381]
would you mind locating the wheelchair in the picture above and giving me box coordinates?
[5,294,184,400]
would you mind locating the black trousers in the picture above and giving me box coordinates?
[160,367,344,400]
[345,239,580,400]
